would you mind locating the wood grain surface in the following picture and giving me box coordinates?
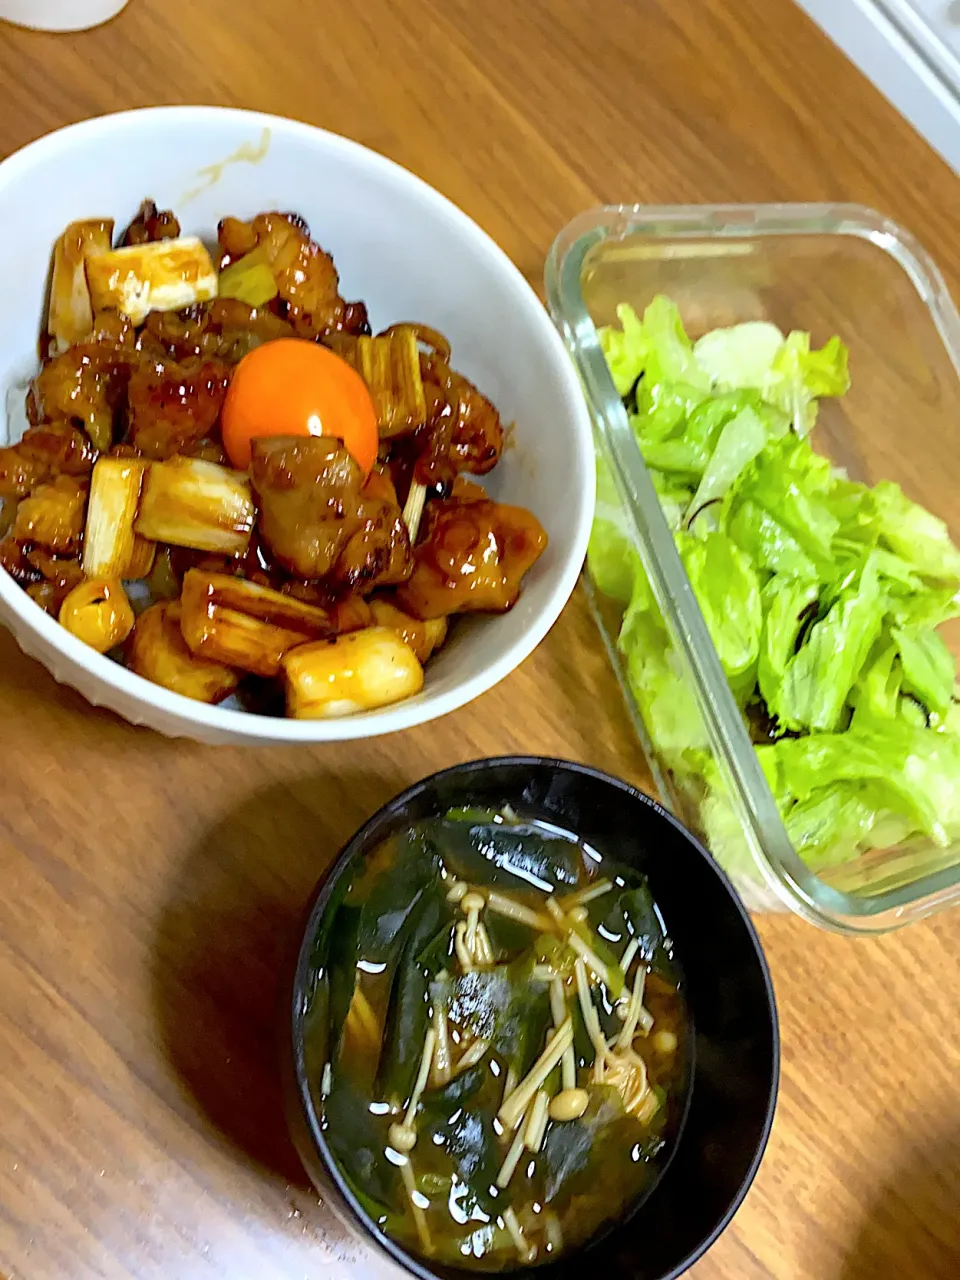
[0,1,958,1277]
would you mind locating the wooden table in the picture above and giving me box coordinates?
[0,1,958,1276]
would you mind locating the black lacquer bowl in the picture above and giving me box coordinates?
[284,757,779,1280]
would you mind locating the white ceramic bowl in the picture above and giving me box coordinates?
[0,0,128,30]
[0,107,594,745]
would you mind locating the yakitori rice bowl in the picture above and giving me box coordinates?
[0,107,593,744]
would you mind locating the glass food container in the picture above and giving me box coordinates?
[546,203,960,933]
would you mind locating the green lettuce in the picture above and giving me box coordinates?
[617,593,708,758]
[774,724,960,847]
[873,480,960,581]
[678,531,762,688]
[592,297,960,893]
[687,405,773,517]
[772,557,885,733]
[781,781,909,871]
[725,499,820,579]
[598,302,646,396]
[850,645,902,729]
[631,380,707,444]
[693,320,785,389]
[588,455,641,605]
[640,295,711,389]
[892,625,956,719]
[757,576,819,712]
[650,470,694,531]
[731,434,839,564]
[763,331,850,435]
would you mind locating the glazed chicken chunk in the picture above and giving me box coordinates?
[217,212,368,339]
[396,494,547,618]
[251,435,412,591]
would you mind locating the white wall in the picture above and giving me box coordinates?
[797,0,960,172]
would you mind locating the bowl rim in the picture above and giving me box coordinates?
[0,105,595,742]
[289,755,780,1280]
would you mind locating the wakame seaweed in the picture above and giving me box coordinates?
[311,809,690,1269]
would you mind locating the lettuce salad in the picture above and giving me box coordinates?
[592,296,960,886]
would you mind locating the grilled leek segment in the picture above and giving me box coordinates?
[128,601,241,703]
[85,236,218,324]
[59,577,135,653]
[82,456,155,579]
[368,599,447,663]
[134,456,255,555]
[343,327,427,437]
[282,626,423,718]
[47,219,114,353]
[179,570,330,677]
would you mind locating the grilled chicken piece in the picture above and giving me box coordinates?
[0,421,98,500]
[412,353,505,490]
[0,536,40,585]
[251,435,412,591]
[0,449,46,500]
[13,476,87,554]
[251,435,360,579]
[396,496,547,619]
[126,359,230,460]
[20,422,101,476]
[138,298,294,365]
[332,492,412,593]
[29,340,134,452]
[218,212,362,339]
[27,547,86,590]
[24,549,86,615]
[120,199,181,246]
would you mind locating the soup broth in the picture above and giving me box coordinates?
[305,809,691,1270]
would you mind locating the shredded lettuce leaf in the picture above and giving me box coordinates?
[678,531,762,687]
[725,499,820,579]
[781,780,911,871]
[687,406,770,518]
[772,557,885,733]
[693,321,785,389]
[892,625,955,719]
[850,645,902,729]
[588,455,641,605]
[763,331,850,436]
[873,480,960,582]
[774,724,960,846]
[598,302,647,397]
[732,434,839,564]
[757,576,819,712]
[640,295,711,390]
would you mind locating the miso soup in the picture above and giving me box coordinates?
[305,808,691,1270]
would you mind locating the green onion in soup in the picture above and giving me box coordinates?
[310,808,691,1269]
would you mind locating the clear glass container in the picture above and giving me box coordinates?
[546,203,960,933]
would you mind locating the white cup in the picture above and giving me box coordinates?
[0,0,128,29]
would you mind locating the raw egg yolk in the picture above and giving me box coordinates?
[221,337,378,472]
